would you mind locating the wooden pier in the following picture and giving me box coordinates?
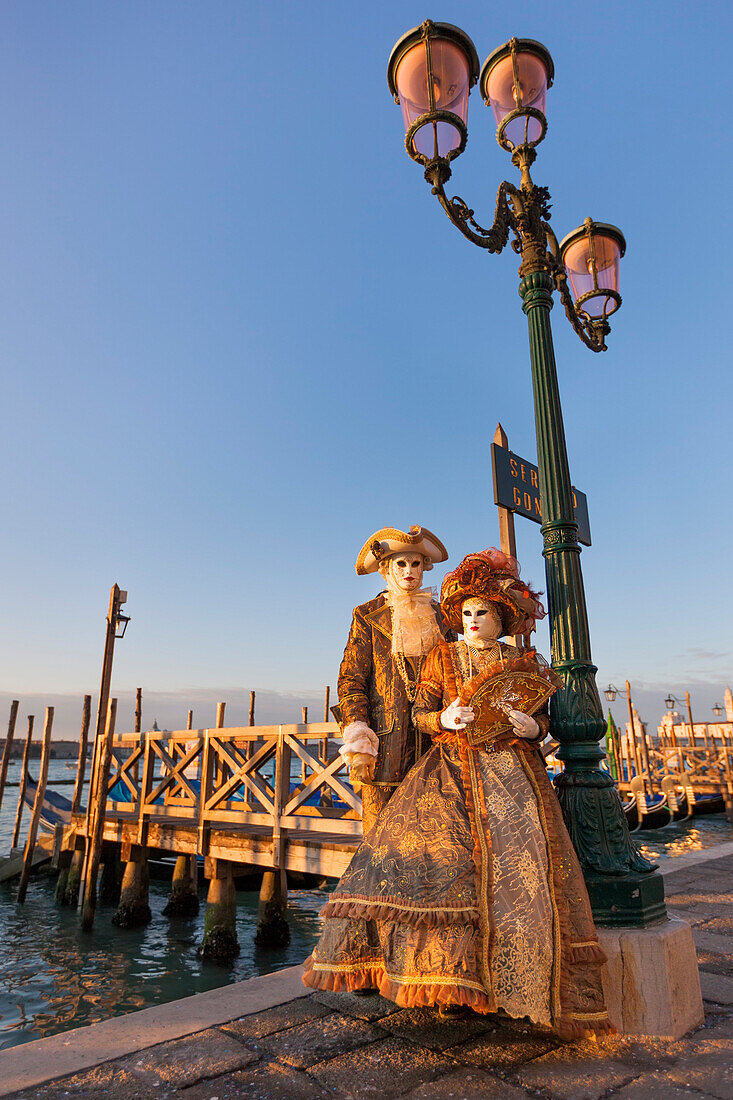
[60,721,361,880]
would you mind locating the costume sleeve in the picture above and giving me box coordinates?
[336,609,372,729]
[413,645,446,739]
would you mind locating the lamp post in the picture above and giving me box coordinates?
[388,22,663,926]
[665,691,710,751]
[604,681,651,788]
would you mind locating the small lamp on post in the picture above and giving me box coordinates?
[712,703,723,718]
[114,610,131,639]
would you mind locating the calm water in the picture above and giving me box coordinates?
[0,758,731,1050]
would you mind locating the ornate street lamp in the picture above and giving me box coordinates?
[388,22,663,927]
[713,703,723,717]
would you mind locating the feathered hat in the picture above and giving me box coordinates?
[440,547,545,636]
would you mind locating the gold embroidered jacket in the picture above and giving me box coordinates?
[336,594,453,787]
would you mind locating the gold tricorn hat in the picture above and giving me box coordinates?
[355,525,448,576]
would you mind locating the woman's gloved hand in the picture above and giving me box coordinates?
[502,706,540,739]
[440,696,475,731]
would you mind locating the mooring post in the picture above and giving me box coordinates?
[11,715,34,851]
[18,707,54,904]
[71,696,92,816]
[163,854,199,918]
[0,699,20,815]
[112,841,152,927]
[135,688,142,734]
[187,710,193,730]
[200,857,239,962]
[80,698,118,930]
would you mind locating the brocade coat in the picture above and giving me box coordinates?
[336,594,453,787]
[305,640,611,1039]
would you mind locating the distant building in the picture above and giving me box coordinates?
[0,739,86,760]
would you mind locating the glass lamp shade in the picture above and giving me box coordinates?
[479,39,553,150]
[388,21,479,164]
[604,686,617,702]
[713,703,723,717]
[664,695,675,711]
[560,220,626,322]
[115,613,130,639]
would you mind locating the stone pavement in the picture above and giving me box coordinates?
[6,852,733,1100]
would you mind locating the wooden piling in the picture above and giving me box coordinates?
[162,854,199,918]
[17,707,54,903]
[71,696,92,816]
[11,715,34,850]
[187,710,193,730]
[135,688,142,734]
[255,867,289,948]
[80,698,118,931]
[0,699,20,815]
[112,841,152,927]
[248,691,255,726]
[200,858,239,962]
[99,841,124,904]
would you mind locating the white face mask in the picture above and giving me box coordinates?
[385,554,425,595]
[461,598,502,646]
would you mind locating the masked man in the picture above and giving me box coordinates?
[336,525,451,835]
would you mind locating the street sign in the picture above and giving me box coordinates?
[491,442,591,546]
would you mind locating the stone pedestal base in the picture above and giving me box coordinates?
[597,916,703,1038]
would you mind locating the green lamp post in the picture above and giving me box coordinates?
[387,22,665,926]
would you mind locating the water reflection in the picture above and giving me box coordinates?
[0,875,330,1051]
[636,814,733,862]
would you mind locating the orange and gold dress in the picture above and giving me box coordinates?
[303,640,611,1039]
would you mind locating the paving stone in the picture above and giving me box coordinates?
[449,1022,561,1070]
[257,1012,381,1069]
[222,996,333,1041]
[118,1027,258,1088]
[702,917,733,936]
[181,1060,330,1099]
[401,1065,534,1098]
[512,1043,637,1100]
[698,951,733,978]
[5,1064,155,1100]
[664,1040,733,1100]
[695,1012,733,1041]
[313,990,403,1021]
[376,1006,497,1051]
[612,1070,718,1099]
[310,1036,455,1098]
[701,972,733,1006]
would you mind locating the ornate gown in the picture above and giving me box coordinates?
[303,641,611,1039]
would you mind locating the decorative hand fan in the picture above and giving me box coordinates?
[459,653,560,748]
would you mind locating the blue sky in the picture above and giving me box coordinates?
[0,0,731,738]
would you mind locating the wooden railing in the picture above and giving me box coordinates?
[100,722,361,862]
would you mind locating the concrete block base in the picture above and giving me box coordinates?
[597,916,703,1039]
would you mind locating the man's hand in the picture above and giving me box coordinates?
[440,697,475,731]
[345,751,375,789]
[502,706,540,739]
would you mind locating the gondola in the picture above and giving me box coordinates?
[689,791,725,816]
[660,775,691,822]
[23,773,73,831]
[622,778,672,831]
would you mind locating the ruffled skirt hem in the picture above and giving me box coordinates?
[302,954,614,1041]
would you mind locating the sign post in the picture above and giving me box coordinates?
[491,426,591,547]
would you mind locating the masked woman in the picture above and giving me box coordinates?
[304,549,610,1039]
